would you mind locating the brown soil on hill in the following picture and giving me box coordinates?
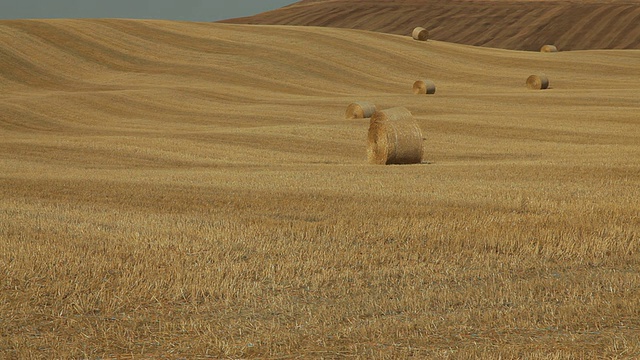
[221,0,640,51]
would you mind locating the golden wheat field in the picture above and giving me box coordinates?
[1,17,640,359]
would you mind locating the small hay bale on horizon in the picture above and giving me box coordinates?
[345,101,377,119]
[413,79,436,95]
[367,107,424,165]
[526,74,550,90]
[540,45,558,53]
[412,27,429,41]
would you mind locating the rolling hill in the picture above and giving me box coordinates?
[221,0,640,51]
[1,18,639,358]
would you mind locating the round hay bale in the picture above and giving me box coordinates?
[367,107,424,165]
[412,27,429,41]
[540,45,558,53]
[413,80,436,95]
[345,101,377,119]
[526,74,550,90]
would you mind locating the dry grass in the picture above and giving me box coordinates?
[1,19,640,359]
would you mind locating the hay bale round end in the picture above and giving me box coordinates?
[345,102,377,119]
[412,27,429,41]
[367,107,424,165]
[413,80,436,95]
[540,45,558,53]
[526,74,550,90]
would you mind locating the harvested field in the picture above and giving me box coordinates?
[1,18,640,358]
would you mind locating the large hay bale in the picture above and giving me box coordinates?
[412,27,429,41]
[367,107,424,165]
[345,101,377,119]
[526,74,550,90]
[413,80,436,95]
[540,45,558,53]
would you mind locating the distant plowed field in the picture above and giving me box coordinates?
[222,0,640,50]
